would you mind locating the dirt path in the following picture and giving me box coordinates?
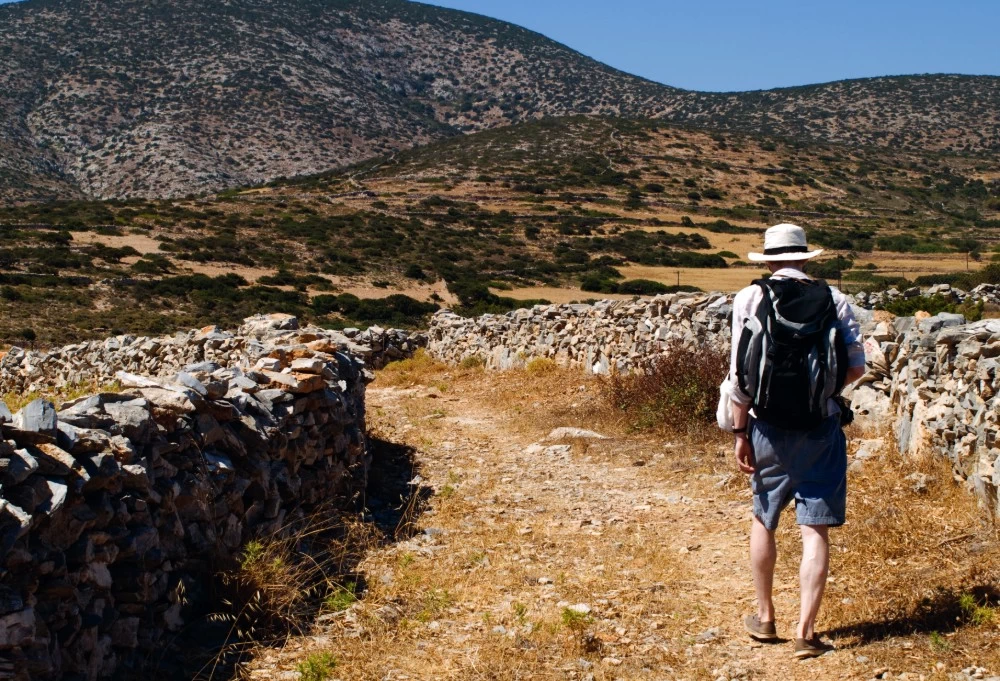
[247,365,999,681]
[356,385,857,680]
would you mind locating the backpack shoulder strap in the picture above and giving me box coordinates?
[751,279,775,327]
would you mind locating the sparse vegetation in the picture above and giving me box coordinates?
[599,340,729,434]
[210,510,379,666]
[881,294,984,321]
[2,115,999,343]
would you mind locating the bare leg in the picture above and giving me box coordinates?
[797,524,830,639]
[750,516,777,622]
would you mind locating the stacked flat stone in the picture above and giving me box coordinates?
[850,312,1000,516]
[853,283,1000,310]
[427,293,733,375]
[0,315,425,397]
[0,314,421,681]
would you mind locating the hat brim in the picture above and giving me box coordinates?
[747,249,824,263]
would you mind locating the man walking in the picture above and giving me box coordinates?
[727,224,866,658]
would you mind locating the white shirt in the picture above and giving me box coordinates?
[728,267,866,408]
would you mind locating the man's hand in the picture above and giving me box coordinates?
[735,435,755,474]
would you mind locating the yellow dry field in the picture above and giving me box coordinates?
[855,253,976,278]
[619,264,770,292]
[69,231,162,254]
[180,261,283,282]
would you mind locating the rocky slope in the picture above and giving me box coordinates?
[0,0,998,199]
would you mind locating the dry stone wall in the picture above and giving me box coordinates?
[428,293,733,374]
[0,319,424,396]
[852,313,1000,516]
[0,314,422,680]
[853,282,1000,310]
[428,293,1000,519]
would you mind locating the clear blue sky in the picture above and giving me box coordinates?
[1,0,997,91]
[424,0,1000,91]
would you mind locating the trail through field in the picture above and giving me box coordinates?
[248,364,1000,681]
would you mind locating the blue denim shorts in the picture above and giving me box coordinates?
[750,416,847,530]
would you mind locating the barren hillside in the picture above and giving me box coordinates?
[0,0,998,199]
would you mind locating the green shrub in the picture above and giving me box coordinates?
[581,276,700,295]
[130,254,173,274]
[617,279,669,295]
[881,294,982,321]
[702,219,756,234]
[404,263,426,279]
[314,293,438,327]
[804,256,854,280]
[459,355,486,369]
[297,653,337,681]
[323,582,358,612]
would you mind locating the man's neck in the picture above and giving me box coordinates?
[769,263,806,275]
[770,265,812,280]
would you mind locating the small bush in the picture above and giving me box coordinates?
[599,341,729,433]
[526,357,558,375]
[959,593,996,626]
[404,263,426,280]
[297,652,337,681]
[459,355,486,369]
[561,607,592,631]
[323,581,358,612]
[804,256,854,280]
[581,276,700,295]
[617,279,669,295]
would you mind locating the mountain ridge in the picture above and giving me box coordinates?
[0,0,998,200]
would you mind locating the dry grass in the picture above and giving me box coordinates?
[252,362,1000,680]
[3,379,123,412]
[816,431,1000,665]
[200,510,383,678]
[749,426,1000,673]
[618,264,768,292]
[598,341,730,437]
[493,285,635,304]
[372,349,456,389]
[277,451,690,680]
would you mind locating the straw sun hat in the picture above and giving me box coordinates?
[747,223,824,263]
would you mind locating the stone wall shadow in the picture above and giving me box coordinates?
[124,435,427,680]
[364,435,433,540]
[826,584,1000,645]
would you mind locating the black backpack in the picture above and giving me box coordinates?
[735,278,848,431]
